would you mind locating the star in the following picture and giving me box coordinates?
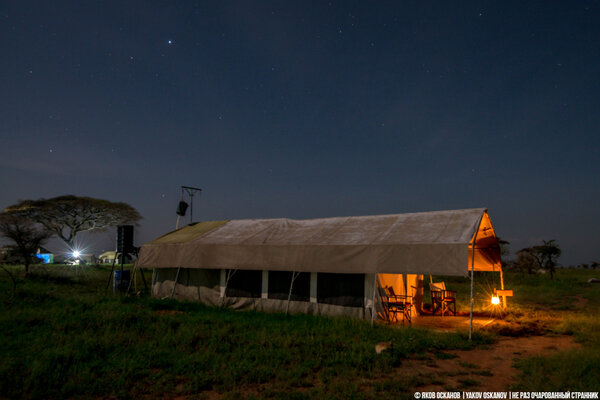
[168,40,172,44]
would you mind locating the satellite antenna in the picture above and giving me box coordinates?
[175,185,202,229]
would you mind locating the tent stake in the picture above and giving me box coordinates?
[170,267,181,298]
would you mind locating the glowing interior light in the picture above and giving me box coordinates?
[73,250,81,258]
[491,296,500,305]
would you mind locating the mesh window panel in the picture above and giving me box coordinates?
[225,270,262,298]
[317,273,364,307]
[189,269,220,289]
[268,271,310,302]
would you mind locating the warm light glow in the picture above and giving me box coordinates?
[491,296,500,305]
[73,250,81,258]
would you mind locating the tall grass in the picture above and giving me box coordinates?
[0,265,492,399]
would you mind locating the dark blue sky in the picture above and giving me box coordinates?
[1,1,599,265]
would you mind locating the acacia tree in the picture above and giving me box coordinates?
[4,195,141,249]
[0,211,51,276]
[515,247,538,275]
[516,240,562,279]
[533,239,562,280]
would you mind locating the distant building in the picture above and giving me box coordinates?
[36,247,54,264]
[1,246,55,264]
[98,251,130,264]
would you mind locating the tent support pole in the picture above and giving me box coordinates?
[285,272,299,315]
[371,274,377,327]
[105,254,117,294]
[170,267,181,298]
[139,266,148,291]
[220,269,236,307]
[126,260,138,294]
[500,270,507,309]
[469,263,474,341]
[469,224,480,342]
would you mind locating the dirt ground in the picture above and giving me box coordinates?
[411,314,498,331]
[397,335,580,391]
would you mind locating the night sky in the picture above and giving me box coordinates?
[1,1,599,265]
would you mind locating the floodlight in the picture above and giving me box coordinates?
[491,296,500,305]
[73,250,81,258]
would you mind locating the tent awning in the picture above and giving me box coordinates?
[137,208,501,276]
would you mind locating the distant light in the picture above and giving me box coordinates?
[491,296,500,305]
[73,250,81,258]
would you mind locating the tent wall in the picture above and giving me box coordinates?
[152,268,422,320]
[152,268,222,305]
[152,268,380,318]
[468,211,502,272]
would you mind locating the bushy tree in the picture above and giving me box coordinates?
[496,236,511,267]
[533,240,561,279]
[515,247,538,275]
[515,240,562,279]
[0,211,51,276]
[4,195,141,249]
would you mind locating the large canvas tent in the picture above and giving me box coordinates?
[137,208,501,324]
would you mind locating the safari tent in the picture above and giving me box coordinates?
[137,208,501,325]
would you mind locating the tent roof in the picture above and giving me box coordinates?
[137,208,501,276]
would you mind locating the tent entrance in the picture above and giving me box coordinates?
[376,274,424,319]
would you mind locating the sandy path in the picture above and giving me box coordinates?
[398,335,579,391]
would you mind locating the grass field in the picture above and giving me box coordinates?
[441,269,600,390]
[1,265,599,399]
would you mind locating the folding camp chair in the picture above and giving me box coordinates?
[430,282,456,316]
[384,286,413,324]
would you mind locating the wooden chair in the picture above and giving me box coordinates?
[429,282,456,316]
[384,286,413,324]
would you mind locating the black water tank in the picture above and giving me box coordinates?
[117,225,134,254]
